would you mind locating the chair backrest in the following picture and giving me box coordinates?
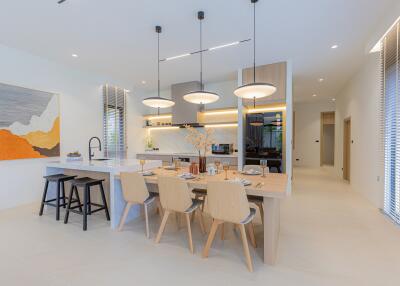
[207,180,250,224]
[158,176,193,212]
[243,165,268,173]
[120,172,149,203]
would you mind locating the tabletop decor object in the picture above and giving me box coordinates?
[184,125,214,173]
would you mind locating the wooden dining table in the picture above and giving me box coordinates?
[143,167,288,265]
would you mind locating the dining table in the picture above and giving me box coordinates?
[143,166,289,265]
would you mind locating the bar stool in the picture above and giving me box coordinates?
[39,174,77,220]
[64,177,110,231]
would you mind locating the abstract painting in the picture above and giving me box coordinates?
[0,83,60,160]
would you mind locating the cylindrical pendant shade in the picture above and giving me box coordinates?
[234,82,277,99]
[183,91,219,104]
[142,97,175,108]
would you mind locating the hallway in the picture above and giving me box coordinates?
[0,167,399,286]
[280,167,400,285]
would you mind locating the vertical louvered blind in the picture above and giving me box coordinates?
[103,84,127,159]
[382,22,400,224]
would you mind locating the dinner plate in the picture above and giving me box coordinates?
[141,171,154,176]
[164,166,177,170]
[241,170,261,176]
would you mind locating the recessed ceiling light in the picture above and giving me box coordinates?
[141,80,146,84]
[72,54,78,58]
[319,78,324,82]
[332,98,336,101]
[313,94,317,97]
[125,89,131,92]
[331,44,339,49]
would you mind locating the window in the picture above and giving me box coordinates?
[382,22,400,224]
[103,85,127,159]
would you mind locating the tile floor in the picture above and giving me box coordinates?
[0,167,399,286]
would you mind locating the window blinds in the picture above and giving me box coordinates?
[103,84,127,159]
[382,22,400,224]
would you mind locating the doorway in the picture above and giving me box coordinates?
[320,112,335,166]
[343,118,351,181]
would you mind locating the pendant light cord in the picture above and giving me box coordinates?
[253,1,256,83]
[157,27,161,115]
[200,17,203,91]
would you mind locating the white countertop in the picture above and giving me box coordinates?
[136,151,238,158]
[46,158,162,174]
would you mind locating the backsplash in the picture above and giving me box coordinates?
[147,127,237,153]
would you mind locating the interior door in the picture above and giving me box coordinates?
[343,118,351,181]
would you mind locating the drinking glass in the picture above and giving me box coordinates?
[214,160,221,174]
[260,159,268,177]
[140,159,145,173]
[222,162,230,180]
[173,158,181,170]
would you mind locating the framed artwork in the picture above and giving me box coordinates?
[0,83,60,160]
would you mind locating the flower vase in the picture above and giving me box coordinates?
[199,156,207,173]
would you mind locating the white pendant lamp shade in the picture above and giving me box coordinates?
[183,91,219,105]
[142,25,175,110]
[235,0,276,102]
[183,11,219,105]
[142,96,175,108]
[234,82,276,99]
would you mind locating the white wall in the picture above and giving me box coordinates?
[293,101,335,167]
[334,52,384,208]
[0,44,144,210]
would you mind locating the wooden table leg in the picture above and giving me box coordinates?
[263,197,280,265]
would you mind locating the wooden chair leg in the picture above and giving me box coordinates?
[118,203,132,231]
[202,219,221,258]
[155,210,170,244]
[144,204,150,239]
[257,202,264,224]
[220,222,225,240]
[185,213,194,254]
[247,222,257,248]
[156,199,163,220]
[197,208,206,235]
[239,224,253,272]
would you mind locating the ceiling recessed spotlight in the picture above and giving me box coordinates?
[125,89,131,92]
[332,98,336,101]
[141,80,146,84]
[72,54,78,58]
[312,94,317,97]
[319,78,324,82]
[331,44,339,49]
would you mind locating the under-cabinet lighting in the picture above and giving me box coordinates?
[247,106,286,113]
[147,126,179,131]
[203,110,238,116]
[204,123,238,128]
[146,115,172,120]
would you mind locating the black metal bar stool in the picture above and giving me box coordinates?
[64,177,110,231]
[39,174,77,220]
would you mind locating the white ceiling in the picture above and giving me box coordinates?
[0,0,395,102]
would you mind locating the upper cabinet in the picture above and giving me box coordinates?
[242,62,287,107]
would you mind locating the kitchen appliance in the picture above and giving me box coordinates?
[211,144,233,155]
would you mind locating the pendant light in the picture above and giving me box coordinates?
[249,113,264,126]
[142,26,175,112]
[234,0,276,108]
[183,11,219,105]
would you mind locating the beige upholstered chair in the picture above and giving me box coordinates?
[243,164,268,224]
[155,176,205,254]
[118,172,163,238]
[202,180,257,272]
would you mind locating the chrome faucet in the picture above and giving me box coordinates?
[89,137,102,161]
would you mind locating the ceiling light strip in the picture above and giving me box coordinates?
[160,39,251,62]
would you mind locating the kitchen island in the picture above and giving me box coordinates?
[45,159,162,229]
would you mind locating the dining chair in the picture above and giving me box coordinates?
[202,180,257,272]
[155,176,206,254]
[243,164,267,224]
[118,172,163,238]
